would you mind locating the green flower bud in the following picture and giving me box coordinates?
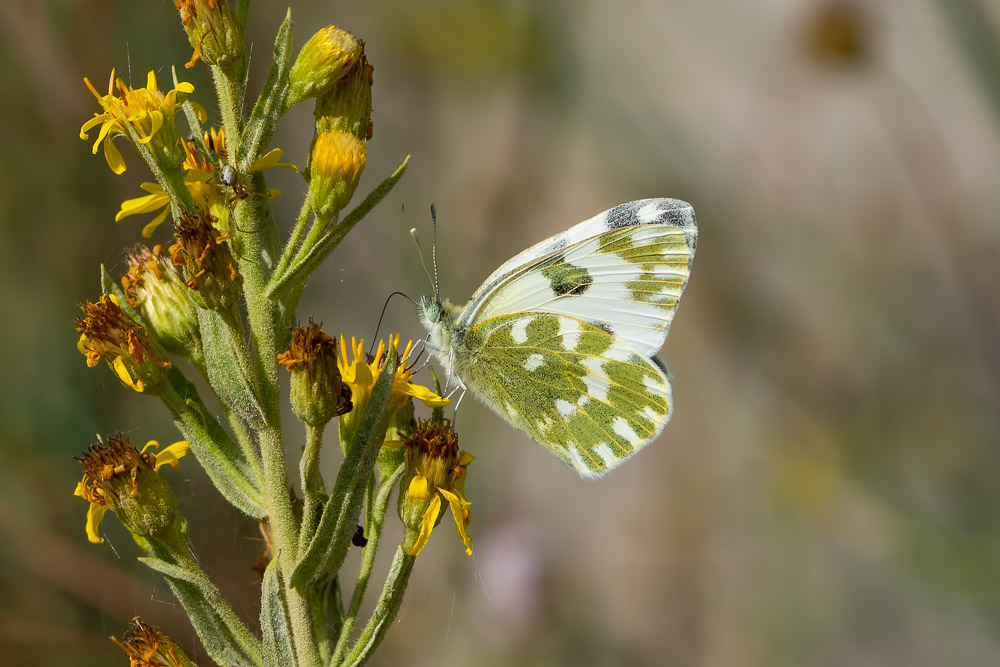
[277,320,352,427]
[74,436,190,547]
[168,211,242,315]
[173,0,245,68]
[308,130,366,218]
[122,244,201,359]
[287,25,363,111]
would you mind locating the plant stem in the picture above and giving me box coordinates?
[330,463,404,665]
[299,423,326,552]
[340,545,415,667]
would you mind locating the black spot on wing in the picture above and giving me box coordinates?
[540,236,568,254]
[592,321,614,334]
[651,354,673,380]
[541,255,593,296]
[606,202,641,229]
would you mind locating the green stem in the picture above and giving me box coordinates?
[340,546,415,667]
[330,463,404,665]
[211,65,244,151]
[299,423,326,552]
[172,550,264,665]
[274,197,317,281]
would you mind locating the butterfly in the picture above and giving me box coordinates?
[418,199,697,477]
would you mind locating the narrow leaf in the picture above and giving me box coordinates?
[291,347,398,589]
[198,309,266,426]
[261,559,297,667]
[239,10,293,173]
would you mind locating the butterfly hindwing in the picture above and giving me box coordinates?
[456,312,673,477]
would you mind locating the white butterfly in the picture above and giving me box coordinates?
[419,199,697,477]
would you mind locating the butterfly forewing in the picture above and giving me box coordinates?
[457,312,672,477]
[460,199,696,357]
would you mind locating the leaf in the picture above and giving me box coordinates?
[198,309,266,426]
[239,10,293,173]
[261,559,297,667]
[164,367,264,517]
[291,346,398,589]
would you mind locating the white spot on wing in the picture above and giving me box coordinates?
[565,444,589,473]
[510,317,532,344]
[595,443,615,465]
[641,406,662,422]
[636,201,663,223]
[558,317,580,351]
[643,374,665,392]
[612,417,639,444]
[524,353,544,371]
[556,399,577,417]
[581,358,609,401]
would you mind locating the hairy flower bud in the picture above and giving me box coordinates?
[287,25,363,110]
[122,244,201,358]
[168,211,241,314]
[308,130,366,218]
[173,0,245,68]
[277,320,352,427]
[113,617,196,667]
[76,294,172,393]
[74,436,189,546]
[314,51,374,140]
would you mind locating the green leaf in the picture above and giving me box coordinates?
[268,155,410,301]
[291,346,398,589]
[198,309,266,426]
[164,367,264,517]
[239,10,293,173]
[261,559,298,667]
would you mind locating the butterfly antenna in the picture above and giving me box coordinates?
[410,228,436,295]
[430,203,441,304]
[367,291,416,359]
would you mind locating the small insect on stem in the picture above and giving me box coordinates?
[218,165,265,233]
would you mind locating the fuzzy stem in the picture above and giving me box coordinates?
[299,423,326,551]
[340,545,415,667]
[330,463,404,665]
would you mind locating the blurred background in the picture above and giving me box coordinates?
[2,0,1000,665]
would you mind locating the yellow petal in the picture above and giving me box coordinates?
[111,357,144,392]
[407,474,431,500]
[403,382,450,408]
[73,481,87,498]
[141,207,171,238]
[85,502,110,544]
[79,114,105,139]
[440,488,472,555]
[116,192,169,220]
[103,138,127,174]
[175,81,195,94]
[409,494,443,557]
[153,441,190,471]
[146,70,157,91]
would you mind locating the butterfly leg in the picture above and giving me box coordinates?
[448,384,468,426]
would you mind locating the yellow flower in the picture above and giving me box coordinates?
[115,128,295,237]
[74,437,189,544]
[76,294,171,393]
[400,419,474,556]
[339,334,449,415]
[80,69,204,175]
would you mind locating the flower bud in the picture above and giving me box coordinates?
[287,25,363,110]
[173,0,245,68]
[277,320,352,427]
[76,294,172,394]
[308,130,366,218]
[112,617,196,667]
[74,436,190,546]
[122,244,201,358]
[168,211,242,314]
[314,51,374,140]
[398,419,474,556]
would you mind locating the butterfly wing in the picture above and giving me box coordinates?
[459,199,697,357]
[455,312,673,477]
